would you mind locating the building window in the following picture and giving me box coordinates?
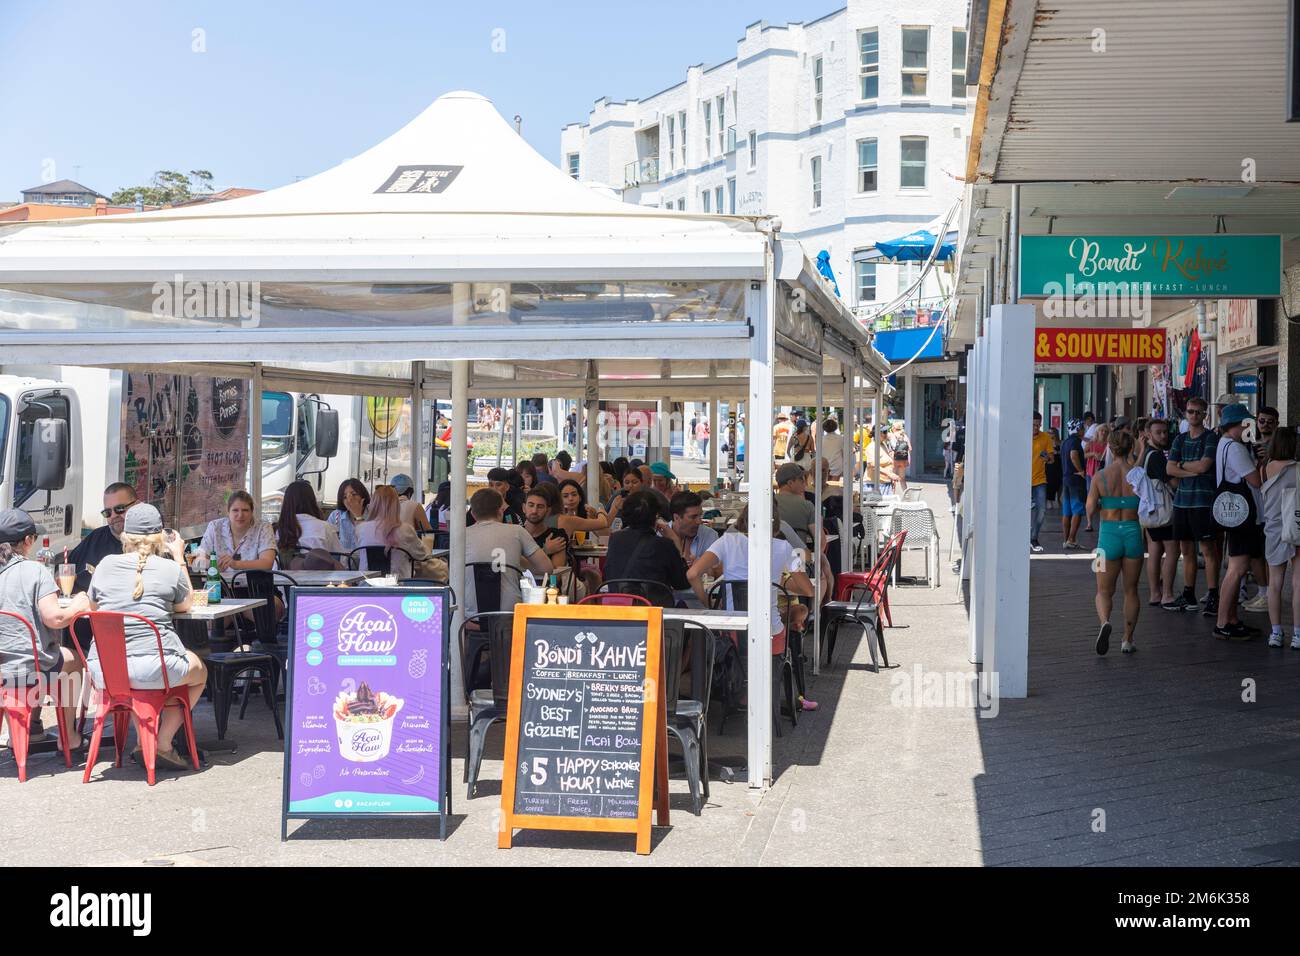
[810,155,822,209]
[901,136,928,188]
[902,27,929,97]
[748,130,757,169]
[703,101,712,158]
[677,198,685,211]
[858,29,879,100]
[952,29,968,99]
[727,177,736,214]
[716,94,726,154]
[855,260,877,303]
[715,185,724,214]
[899,261,921,295]
[856,138,878,193]
[679,111,687,166]
[813,55,824,122]
[702,189,711,213]
[667,116,676,172]
[567,153,579,179]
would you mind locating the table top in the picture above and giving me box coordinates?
[280,569,376,586]
[175,597,266,620]
[664,607,749,630]
[572,546,608,557]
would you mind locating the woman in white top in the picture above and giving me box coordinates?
[686,500,817,710]
[198,491,277,582]
[355,485,431,580]
[276,480,343,568]
[1213,405,1265,638]
[1261,426,1300,649]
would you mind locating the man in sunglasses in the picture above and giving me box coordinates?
[68,482,137,591]
[1165,399,1221,614]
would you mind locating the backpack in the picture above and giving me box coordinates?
[1283,462,1300,546]
[1138,449,1174,529]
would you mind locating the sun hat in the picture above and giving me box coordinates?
[1218,403,1251,428]
[123,502,164,535]
[0,509,42,545]
[648,462,676,481]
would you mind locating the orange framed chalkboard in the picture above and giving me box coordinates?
[498,603,668,855]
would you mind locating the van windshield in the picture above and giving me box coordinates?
[0,394,9,489]
[262,391,294,460]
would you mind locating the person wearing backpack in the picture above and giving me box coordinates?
[1136,419,1179,608]
[1260,425,1300,649]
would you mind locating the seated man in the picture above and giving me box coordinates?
[548,450,586,485]
[531,452,557,484]
[464,489,553,616]
[774,462,816,549]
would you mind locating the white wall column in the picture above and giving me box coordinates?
[841,368,853,575]
[249,362,263,512]
[586,363,601,507]
[449,283,471,714]
[708,398,719,489]
[812,361,824,675]
[747,263,776,789]
[977,304,1034,698]
[967,337,985,663]
[410,361,424,500]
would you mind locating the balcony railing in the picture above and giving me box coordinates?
[853,297,947,332]
[623,157,660,188]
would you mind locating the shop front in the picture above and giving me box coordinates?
[1216,299,1278,413]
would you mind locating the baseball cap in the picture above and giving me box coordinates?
[123,502,164,535]
[775,462,805,485]
[0,508,42,545]
[648,462,676,481]
[390,473,413,495]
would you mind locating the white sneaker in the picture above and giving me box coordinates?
[1241,595,1271,613]
[1292,634,1300,651]
[1268,632,1284,648]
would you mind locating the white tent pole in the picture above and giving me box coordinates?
[708,397,719,491]
[586,363,601,508]
[495,397,506,468]
[449,283,471,715]
[410,360,424,501]
[249,362,263,513]
[512,398,521,464]
[812,359,824,676]
[747,247,776,789]
[857,374,866,568]
[873,394,882,493]
[841,368,853,576]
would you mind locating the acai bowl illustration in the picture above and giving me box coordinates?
[333,682,405,762]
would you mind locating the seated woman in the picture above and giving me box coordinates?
[277,480,343,569]
[0,509,92,756]
[355,485,431,580]
[86,503,208,770]
[687,499,818,711]
[326,478,371,553]
[602,491,688,607]
[198,490,280,637]
[515,460,538,494]
[558,479,609,530]
[606,467,645,522]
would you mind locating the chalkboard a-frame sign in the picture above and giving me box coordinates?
[498,604,669,855]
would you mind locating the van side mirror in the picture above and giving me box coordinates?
[315,409,339,459]
[33,418,68,490]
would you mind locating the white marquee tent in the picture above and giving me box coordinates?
[0,90,888,786]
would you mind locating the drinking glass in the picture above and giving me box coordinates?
[57,563,76,598]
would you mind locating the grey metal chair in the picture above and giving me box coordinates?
[463,617,513,799]
[664,619,717,815]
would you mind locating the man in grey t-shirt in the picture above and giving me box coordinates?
[464,489,553,615]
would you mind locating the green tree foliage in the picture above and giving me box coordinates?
[109,169,215,207]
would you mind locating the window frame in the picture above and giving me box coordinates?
[702,188,711,213]
[900,135,928,189]
[748,130,758,169]
[666,115,676,172]
[901,25,930,99]
[703,100,712,158]
[716,94,726,154]
[854,259,878,305]
[951,28,968,100]
[858,28,879,101]
[812,55,824,122]
[810,155,823,210]
[727,176,736,214]
[856,137,878,193]
[567,153,580,179]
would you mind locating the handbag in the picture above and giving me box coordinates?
[1138,449,1174,529]
[1212,439,1255,530]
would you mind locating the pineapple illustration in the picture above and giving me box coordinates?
[408,648,428,679]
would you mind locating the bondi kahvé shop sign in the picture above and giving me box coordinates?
[1020,235,1281,299]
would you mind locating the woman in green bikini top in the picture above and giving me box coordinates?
[1085,428,1144,656]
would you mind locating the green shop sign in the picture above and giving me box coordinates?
[1019,234,1281,298]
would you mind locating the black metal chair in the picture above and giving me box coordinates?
[599,578,676,608]
[465,621,513,799]
[466,562,523,615]
[821,583,887,672]
[348,545,423,577]
[661,618,718,815]
[228,569,298,717]
[707,579,799,735]
[202,569,288,742]
[280,546,349,570]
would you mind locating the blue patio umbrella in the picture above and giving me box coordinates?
[815,249,840,296]
[874,229,956,262]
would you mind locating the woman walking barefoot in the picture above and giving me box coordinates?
[1087,430,1144,655]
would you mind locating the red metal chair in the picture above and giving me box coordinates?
[0,610,71,782]
[71,611,200,786]
[577,593,652,606]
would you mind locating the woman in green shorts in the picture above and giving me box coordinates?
[1086,429,1143,655]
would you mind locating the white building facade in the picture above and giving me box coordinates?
[562,0,968,322]
[561,0,970,471]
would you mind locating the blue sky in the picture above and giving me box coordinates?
[0,0,841,200]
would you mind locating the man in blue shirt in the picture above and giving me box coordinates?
[1059,419,1087,549]
[1165,397,1221,614]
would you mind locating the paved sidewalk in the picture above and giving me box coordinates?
[2,481,1296,865]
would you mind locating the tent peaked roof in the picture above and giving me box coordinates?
[163,90,656,219]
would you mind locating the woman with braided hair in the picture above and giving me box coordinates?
[87,503,208,770]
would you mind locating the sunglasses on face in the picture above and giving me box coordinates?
[1187,409,1205,416]
[101,502,137,518]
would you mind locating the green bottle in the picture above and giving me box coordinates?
[206,555,222,604]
